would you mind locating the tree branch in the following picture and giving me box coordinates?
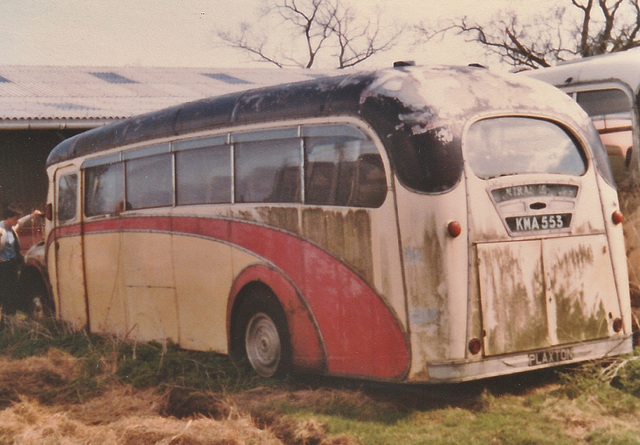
[418,0,640,69]
[217,0,400,69]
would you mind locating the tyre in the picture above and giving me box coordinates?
[232,288,291,378]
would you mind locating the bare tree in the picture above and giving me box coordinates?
[217,0,402,69]
[417,0,640,69]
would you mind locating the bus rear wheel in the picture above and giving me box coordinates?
[233,289,291,378]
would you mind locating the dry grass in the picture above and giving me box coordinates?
[0,349,357,444]
[2,322,640,444]
[0,398,283,445]
[0,349,80,407]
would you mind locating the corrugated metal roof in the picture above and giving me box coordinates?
[0,65,340,127]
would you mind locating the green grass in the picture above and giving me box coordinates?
[2,317,640,444]
[0,317,274,396]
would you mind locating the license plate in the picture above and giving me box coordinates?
[528,347,574,366]
[505,213,572,232]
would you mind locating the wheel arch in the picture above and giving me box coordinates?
[227,264,326,373]
[18,260,55,316]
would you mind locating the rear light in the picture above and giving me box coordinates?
[45,203,53,221]
[468,338,482,355]
[447,220,462,238]
[612,210,624,225]
[613,317,623,333]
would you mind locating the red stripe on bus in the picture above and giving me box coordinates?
[54,216,410,379]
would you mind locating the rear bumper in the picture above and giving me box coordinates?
[419,336,632,383]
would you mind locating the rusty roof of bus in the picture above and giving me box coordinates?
[522,48,640,93]
[46,64,593,168]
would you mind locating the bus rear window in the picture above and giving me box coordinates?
[466,117,587,179]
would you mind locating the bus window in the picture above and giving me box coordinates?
[576,89,631,117]
[305,134,385,207]
[466,117,587,179]
[84,163,124,217]
[235,138,301,203]
[576,89,633,184]
[125,153,173,209]
[176,145,232,205]
[57,173,78,223]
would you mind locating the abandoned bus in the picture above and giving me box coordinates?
[524,49,640,329]
[32,64,631,383]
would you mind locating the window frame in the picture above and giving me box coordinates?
[465,116,589,181]
[56,171,79,224]
[78,120,389,219]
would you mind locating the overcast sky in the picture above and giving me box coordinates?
[0,0,552,70]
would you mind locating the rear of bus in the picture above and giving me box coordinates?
[382,69,633,382]
[460,115,630,379]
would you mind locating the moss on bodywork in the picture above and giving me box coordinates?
[478,244,549,355]
[301,207,373,282]
[257,207,300,235]
[555,290,609,342]
[546,243,610,342]
[546,244,594,290]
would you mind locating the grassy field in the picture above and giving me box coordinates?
[1,316,640,444]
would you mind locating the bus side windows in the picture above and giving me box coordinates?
[176,145,232,205]
[57,173,78,223]
[81,124,386,215]
[351,153,386,208]
[85,163,124,217]
[126,153,173,209]
[235,139,301,204]
[305,137,386,208]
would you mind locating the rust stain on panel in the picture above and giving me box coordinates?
[301,208,373,282]
[258,207,300,235]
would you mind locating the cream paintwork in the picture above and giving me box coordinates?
[84,232,126,336]
[120,231,177,343]
[51,236,86,329]
[477,234,621,355]
[51,166,86,330]
[369,201,407,327]
[595,168,632,335]
[173,235,233,353]
[394,180,469,379]
[83,229,262,349]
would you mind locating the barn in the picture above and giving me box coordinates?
[0,65,331,214]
